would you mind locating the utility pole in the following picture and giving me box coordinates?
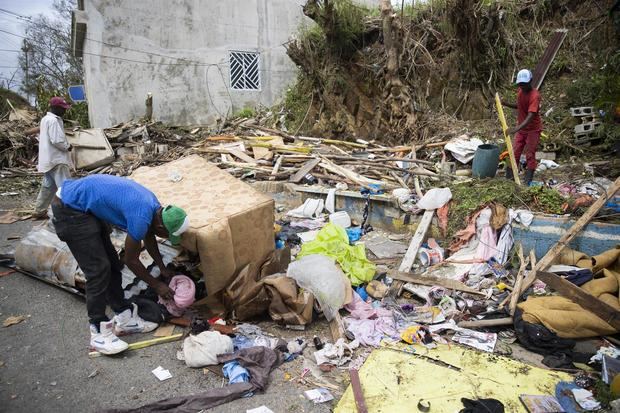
[22,41,30,103]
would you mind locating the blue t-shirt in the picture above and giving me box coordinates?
[60,174,161,241]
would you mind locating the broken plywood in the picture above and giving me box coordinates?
[336,344,571,412]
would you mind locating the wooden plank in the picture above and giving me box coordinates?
[388,209,434,297]
[289,158,321,183]
[329,313,345,342]
[399,210,434,273]
[387,270,485,296]
[532,29,568,90]
[349,369,369,413]
[89,333,183,358]
[495,93,521,185]
[153,323,176,337]
[509,245,528,315]
[227,148,257,164]
[537,271,620,330]
[458,317,513,328]
[270,155,284,181]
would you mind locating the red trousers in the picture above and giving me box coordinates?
[513,129,541,171]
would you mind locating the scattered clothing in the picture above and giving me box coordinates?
[344,291,398,346]
[158,275,195,317]
[103,347,284,413]
[519,246,620,338]
[222,361,250,385]
[182,331,234,368]
[313,338,359,366]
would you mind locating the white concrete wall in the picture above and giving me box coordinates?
[78,0,379,128]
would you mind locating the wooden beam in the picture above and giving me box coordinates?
[399,209,434,273]
[388,209,434,297]
[289,158,321,183]
[329,313,345,342]
[458,317,513,328]
[537,271,620,330]
[227,148,257,164]
[349,369,369,413]
[509,244,528,316]
[270,155,283,181]
[387,270,485,296]
[495,93,521,185]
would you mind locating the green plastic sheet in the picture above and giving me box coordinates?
[298,222,375,286]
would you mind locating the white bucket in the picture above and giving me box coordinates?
[329,211,352,228]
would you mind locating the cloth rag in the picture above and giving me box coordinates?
[158,275,195,317]
[182,331,233,367]
[222,361,250,385]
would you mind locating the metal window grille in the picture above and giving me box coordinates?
[229,51,260,91]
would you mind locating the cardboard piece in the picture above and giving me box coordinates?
[66,128,115,170]
[131,156,275,316]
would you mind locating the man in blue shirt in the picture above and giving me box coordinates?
[51,174,189,355]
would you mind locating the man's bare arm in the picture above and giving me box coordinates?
[124,235,173,299]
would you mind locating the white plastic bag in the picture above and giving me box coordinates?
[287,254,346,321]
[182,331,233,368]
[416,188,452,210]
[287,198,325,218]
[445,135,483,163]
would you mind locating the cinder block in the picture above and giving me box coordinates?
[570,106,594,117]
[574,133,600,145]
[574,122,601,134]
[536,151,556,160]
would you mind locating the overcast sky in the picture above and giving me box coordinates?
[0,0,55,92]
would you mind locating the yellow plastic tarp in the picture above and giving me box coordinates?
[298,222,375,286]
[336,344,571,412]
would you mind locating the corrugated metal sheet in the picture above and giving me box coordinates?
[532,29,568,89]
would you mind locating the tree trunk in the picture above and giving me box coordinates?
[380,0,416,131]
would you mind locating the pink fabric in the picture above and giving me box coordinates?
[159,275,196,317]
[344,292,398,346]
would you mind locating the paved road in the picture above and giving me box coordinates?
[0,212,334,413]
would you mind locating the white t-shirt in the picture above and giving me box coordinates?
[37,112,72,173]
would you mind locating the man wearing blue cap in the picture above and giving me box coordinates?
[51,174,189,355]
[501,68,543,185]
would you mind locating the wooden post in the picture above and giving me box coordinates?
[388,209,434,297]
[495,93,521,185]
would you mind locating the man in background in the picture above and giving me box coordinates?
[502,69,543,185]
[32,96,73,219]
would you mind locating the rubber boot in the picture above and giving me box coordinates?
[505,167,514,180]
[524,169,535,185]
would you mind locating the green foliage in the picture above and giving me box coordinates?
[523,186,565,215]
[235,107,257,118]
[447,179,567,238]
[282,75,313,133]
[593,379,613,409]
[36,80,89,128]
[566,51,620,111]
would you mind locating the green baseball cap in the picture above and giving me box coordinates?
[162,205,189,245]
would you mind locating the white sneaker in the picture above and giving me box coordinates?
[113,303,159,335]
[90,321,129,355]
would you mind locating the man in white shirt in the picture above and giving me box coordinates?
[33,97,73,219]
